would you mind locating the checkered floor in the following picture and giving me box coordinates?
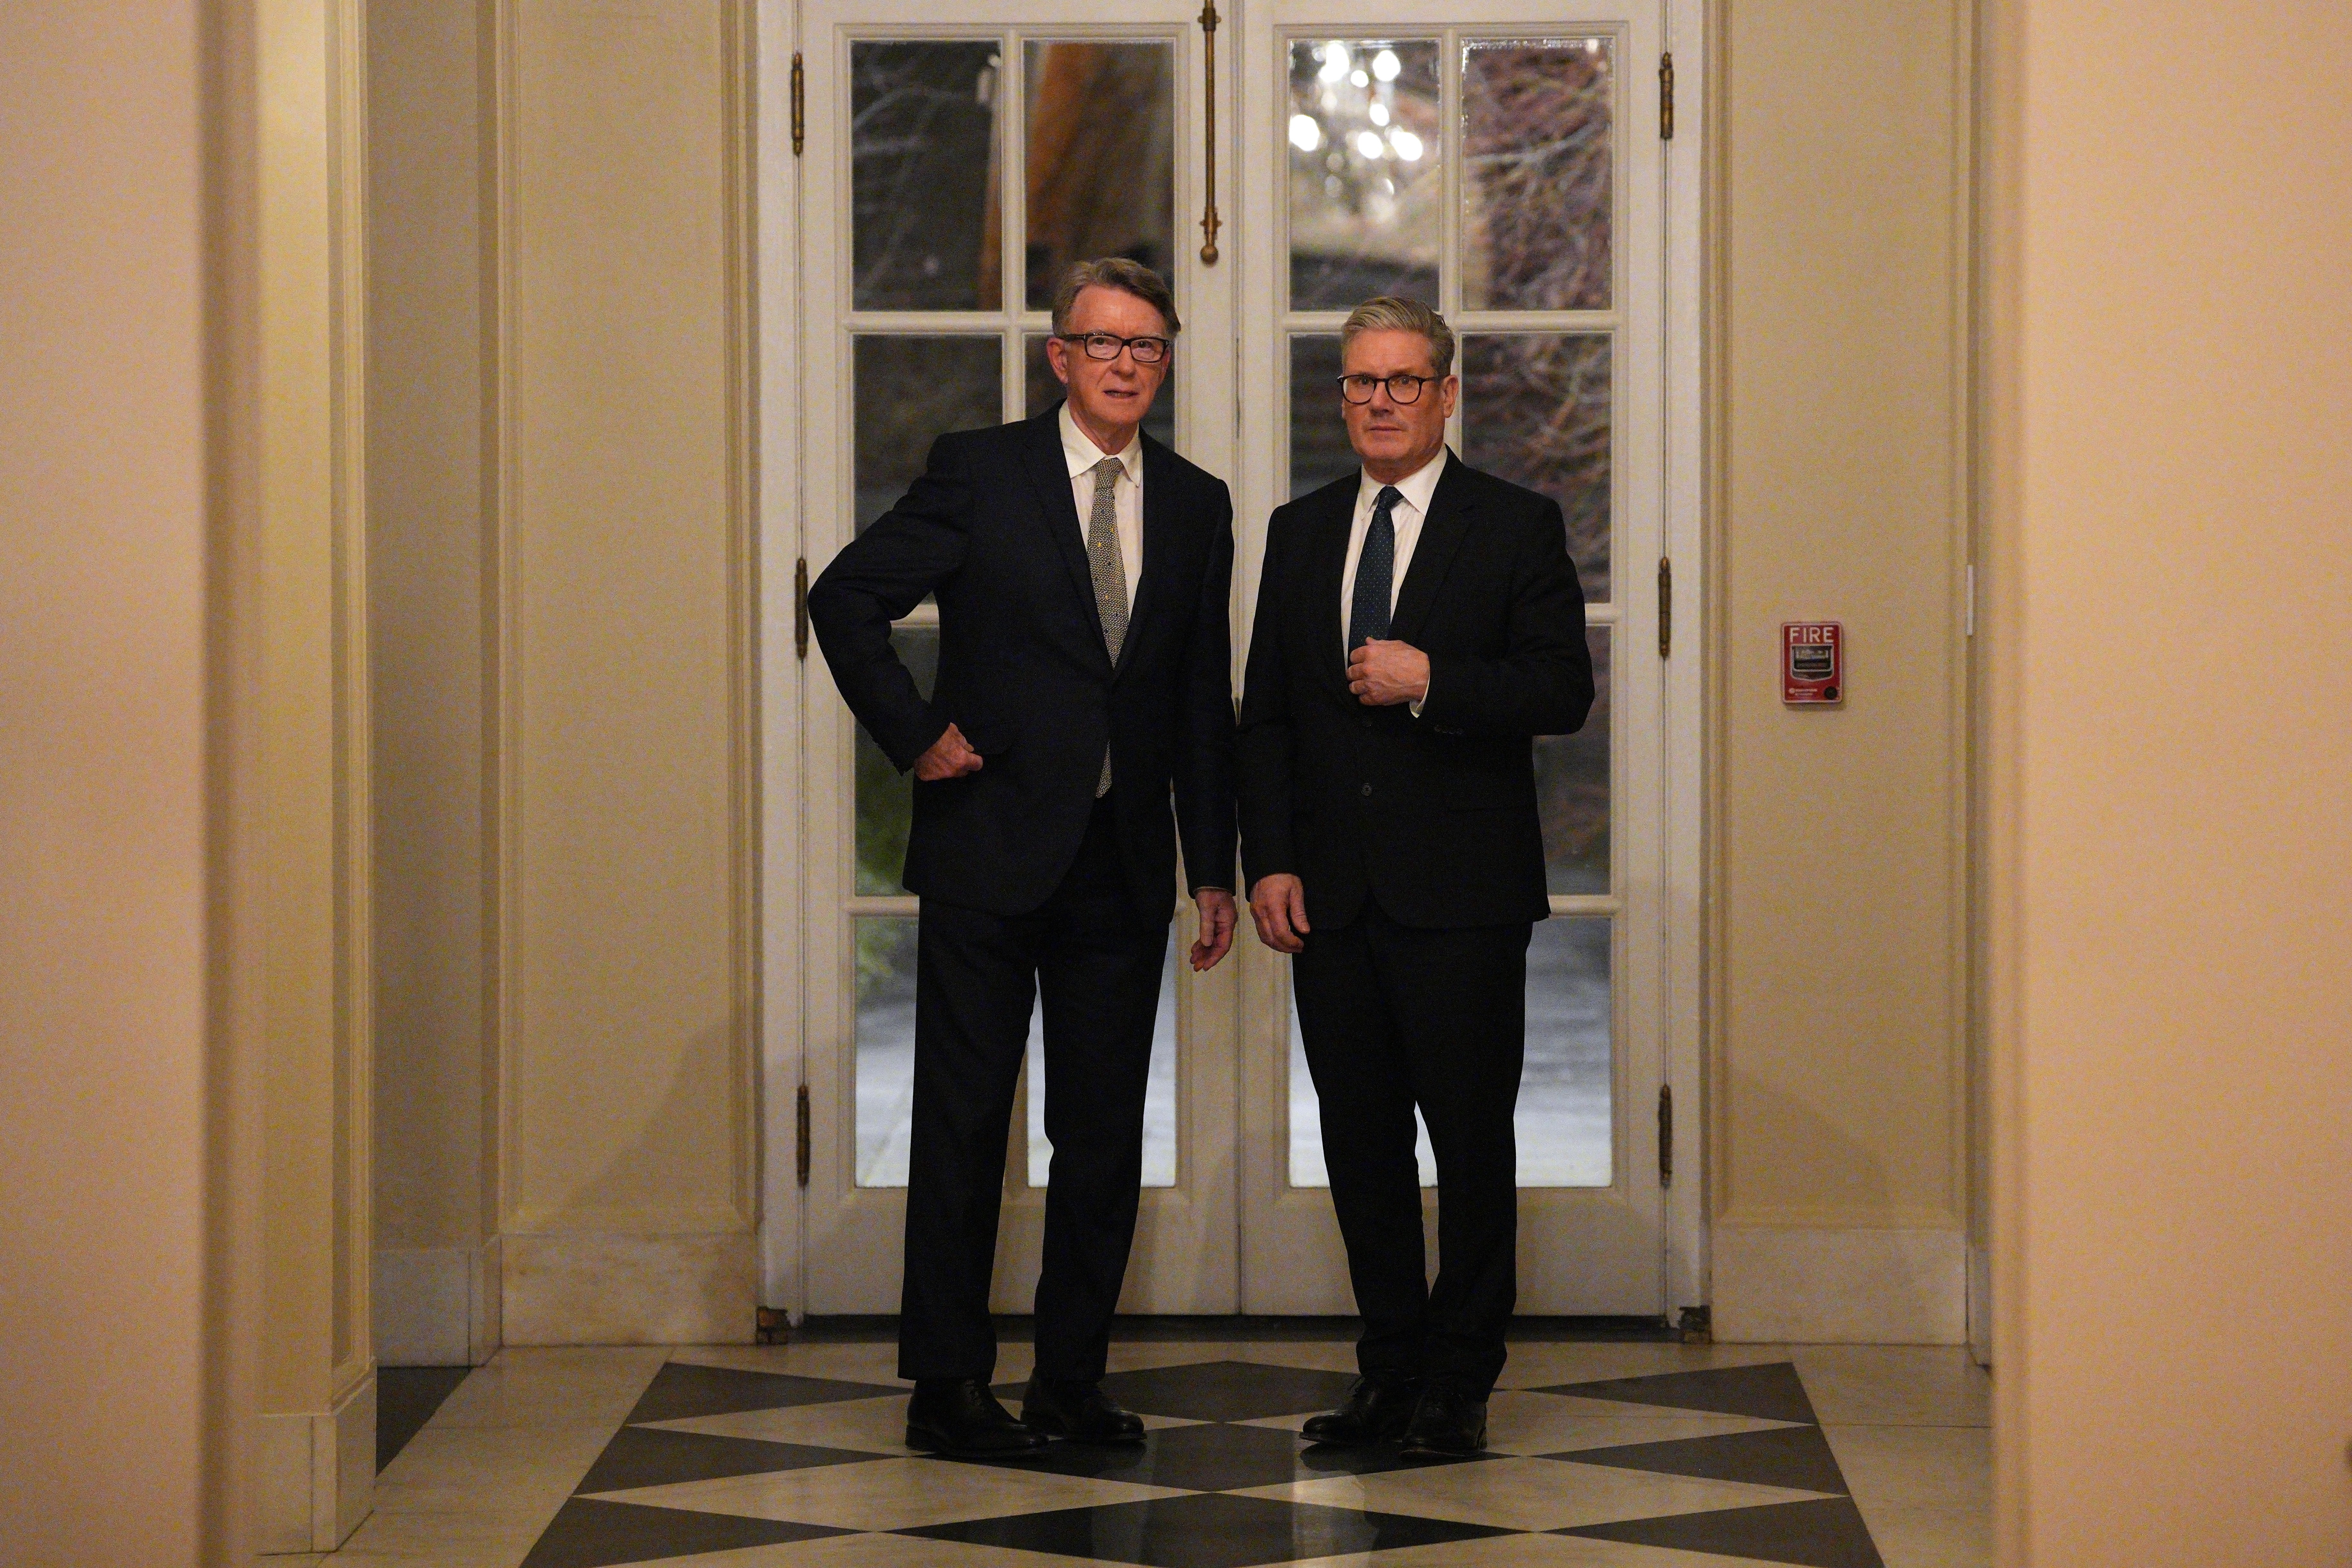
[511,1355,1889,1568]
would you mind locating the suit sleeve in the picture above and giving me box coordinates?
[1236,508,1298,891]
[1173,477,1238,895]
[1414,498,1595,738]
[805,433,973,771]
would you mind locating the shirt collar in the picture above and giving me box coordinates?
[1359,445,1448,517]
[1060,401,1143,483]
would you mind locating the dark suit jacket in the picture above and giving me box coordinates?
[1238,454,1592,930]
[808,406,1237,922]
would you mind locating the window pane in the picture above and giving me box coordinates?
[1024,42,1175,309]
[1287,335,1357,499]
[1028,938,1178,1187]
[1460,332,1612,597]
[851,41,1002,311]
[853,627,937,896]
[1520,916,1612,1186]
[1462,39,1613,311]
[1287,39,1441,311]
[1024,331,1175,451]
[1289,986,1434,1188]
[853,916,920,1186]
[1535,629,1610,896]
[854,335,1002,534]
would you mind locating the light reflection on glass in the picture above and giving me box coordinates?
[1287,39,1440,310]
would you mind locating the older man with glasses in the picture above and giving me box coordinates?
[809,258,1238,1457]
[1239,295,1594,1456]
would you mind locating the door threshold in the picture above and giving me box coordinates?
[789,1314,1680,1344]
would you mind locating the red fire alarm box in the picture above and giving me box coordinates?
[1783,622,1843,705]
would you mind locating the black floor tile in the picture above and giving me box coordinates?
[1540,1362,1821,1425]
[1554,1424,1851,1494]
[903,1492,1518,1568]
[622,1361,900,1424]
[376,1365,473,1472]
[1562,1495,1886,1568]
[937,1420,1487,1492]
[574,1424,883,1494]
[1088,1361,1366,1423]
[519,1496,849,1568]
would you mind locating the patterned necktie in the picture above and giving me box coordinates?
[1349,484,1403,653]
[1086,455,1130,795]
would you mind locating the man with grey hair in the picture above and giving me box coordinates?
[811,258,1238,1456]
[1239,295,1593,1455]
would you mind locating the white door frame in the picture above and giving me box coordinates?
[764,0,1243,1318]
[757,0,1707,1321]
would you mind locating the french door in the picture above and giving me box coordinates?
[765,0,1702,1321]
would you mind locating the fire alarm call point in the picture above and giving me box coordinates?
[1783,622,1843,705]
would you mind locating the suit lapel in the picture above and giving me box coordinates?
[1116,437,1181,681]
[1306,479,1357,695]
[1388,451,1475,648]
[1022,405,1114,668]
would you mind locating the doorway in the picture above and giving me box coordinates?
[765,0,1703,1322]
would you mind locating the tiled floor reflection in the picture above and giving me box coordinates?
[315,1336,1990,1568]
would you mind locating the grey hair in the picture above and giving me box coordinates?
[1340,295,1455,378]
[1050,257,1182,337]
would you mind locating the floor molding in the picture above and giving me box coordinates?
[374,1238,503,1366]
[1712,1225,1967,1344]
[503,1231,758,1345]
[256,1371,375,1554]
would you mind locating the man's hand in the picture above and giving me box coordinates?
[1248,874,1311,954]
[1190,889,1237,971]
[1347,639,1431,706]
[912,722,984,781]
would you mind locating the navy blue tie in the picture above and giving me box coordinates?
[1349,485,1403,652]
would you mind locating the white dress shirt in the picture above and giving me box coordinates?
[1060,402,1145,607]
[1340,446,1447,714]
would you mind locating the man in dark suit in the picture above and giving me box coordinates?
[1239,296,1593,1456]
[809,258,1237,1457]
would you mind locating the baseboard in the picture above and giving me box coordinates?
[373,1238,503,1366]
[1967,1238,1992,1367]
[255,1371,375,1554]
[501,1231,757,1345]
[1711,1225,1967,1344]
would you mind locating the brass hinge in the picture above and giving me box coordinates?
[1659,52,1675,141]
[795,1084,812,1187]
[1656,556,1672,658]
[1657,1084,1674,1186]
[790,52,805,157]
[794,556,810,658]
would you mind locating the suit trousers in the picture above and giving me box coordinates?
[1291,901,1533,1394]
[898,792,1168,1382]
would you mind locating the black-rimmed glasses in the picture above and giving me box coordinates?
[1058,331,1173,365]
[1337,372,1439,405]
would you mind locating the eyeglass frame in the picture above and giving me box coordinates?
[1055,331,1174,365]
[1335,372,1442,405]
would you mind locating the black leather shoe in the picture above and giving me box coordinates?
[1020,1376,1146,1444]
[1399,1382,1488,1456]
[905,1378,1049,1457]
[1300,1373,1423,1446]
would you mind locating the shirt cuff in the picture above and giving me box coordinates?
[1409,671,1431,719]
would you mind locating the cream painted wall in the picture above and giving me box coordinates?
[1708,0,1976,1341]
[366,0,506,1366]
[369,0,491,1253]
[494,0,758,1342]
[0,7,217,1562]
[1990,2,2352,1562]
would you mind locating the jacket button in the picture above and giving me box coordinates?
[1361,783,1374,797]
